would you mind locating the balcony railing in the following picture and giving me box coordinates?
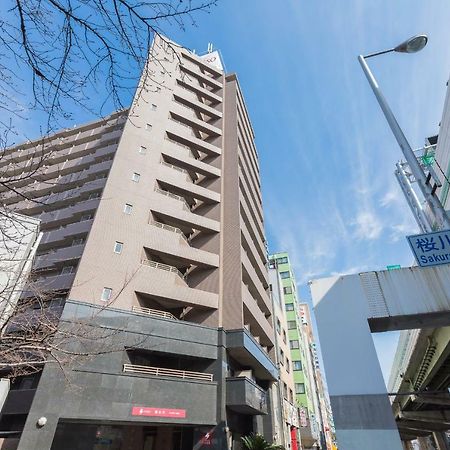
[141,259,186,280]
[150,220,189,244]
[154,187,191,212]
[131,305,178,320]
[123,364,213,382]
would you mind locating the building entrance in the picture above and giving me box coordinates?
[50,422,196,450]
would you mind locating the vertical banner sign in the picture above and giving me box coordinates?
[407,230,450,267]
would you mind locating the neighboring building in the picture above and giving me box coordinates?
[269,265,300,450]
[269,252,324,449]
[299,303,335,450]
[0,212,41,331]
[0,36,278,450]
[0,212,40,447]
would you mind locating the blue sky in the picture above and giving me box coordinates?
[170,0,450,383]
[7,0,450,383]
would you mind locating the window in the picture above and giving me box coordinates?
[282,330,287,344]
[123,203,133,215]
[146,123,152,131]
[276,319,281,334]
[72,238,84,246]
[279,349,284,365]
[289,388,294,403]
[286,359,290,372]
[280,271,290,279]
[284,286,293,295]
[101,287,112,302]
[290,340,299,349]
[88,192,100,199]
[80,213,93,221]
[139,146,147,155]
[283,382,288,399]
[285,303,294,311]
[151,104,157,111]
[277,256,288,264]
[295,383,305,394]
[61,266,75,275]
[113,241,123,254]
[293,360,303,371]
[288,320,296,330]
[131,172,140,182]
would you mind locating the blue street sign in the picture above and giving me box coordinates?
[407,229,450,267]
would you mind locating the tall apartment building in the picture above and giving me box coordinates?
[268,266,300,450]
[0,37,278,450]
[269,252,323,450]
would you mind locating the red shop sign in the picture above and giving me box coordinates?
[131,407,186,418]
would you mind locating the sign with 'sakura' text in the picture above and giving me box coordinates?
[407,229,450,267]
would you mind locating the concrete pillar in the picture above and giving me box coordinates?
[311,276,403,450]
[433,432,450,450]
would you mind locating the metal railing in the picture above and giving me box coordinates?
[131,305,178,321]
[141,259,186,280]
[123,364,213,382]
[150,220,189,244]
[154,187,191,212]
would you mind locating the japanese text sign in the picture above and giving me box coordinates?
[131,407,186,418]
[407,229,450,267]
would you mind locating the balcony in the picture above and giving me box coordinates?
[242,284,274,346]
[141,259,185,280]
[157,165,220,204]
[226,377,268,415]
[151,193,220,234]
[34,272,76,291]
[162,145,221,179]
[166,127,221,157]
[34,244,85,270]
[131,305,178,321]
[39,219,94,249]
[180,64,223,91]
[173,93,222,120]
[170,107,222,137]
[226,329,277,381]
[242,251,271,314]
[181,51,223,78]
[123,364,213,382]
[146,224,219,269]
[136,261,218,309]
[176,79,222,104]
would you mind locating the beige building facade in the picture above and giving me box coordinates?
[0,37,278,450]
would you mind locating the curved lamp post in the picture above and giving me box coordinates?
[358,35,450,230]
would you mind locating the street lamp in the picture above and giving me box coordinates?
[358,35,450,230]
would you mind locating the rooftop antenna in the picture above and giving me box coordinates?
[207,43,213,53]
